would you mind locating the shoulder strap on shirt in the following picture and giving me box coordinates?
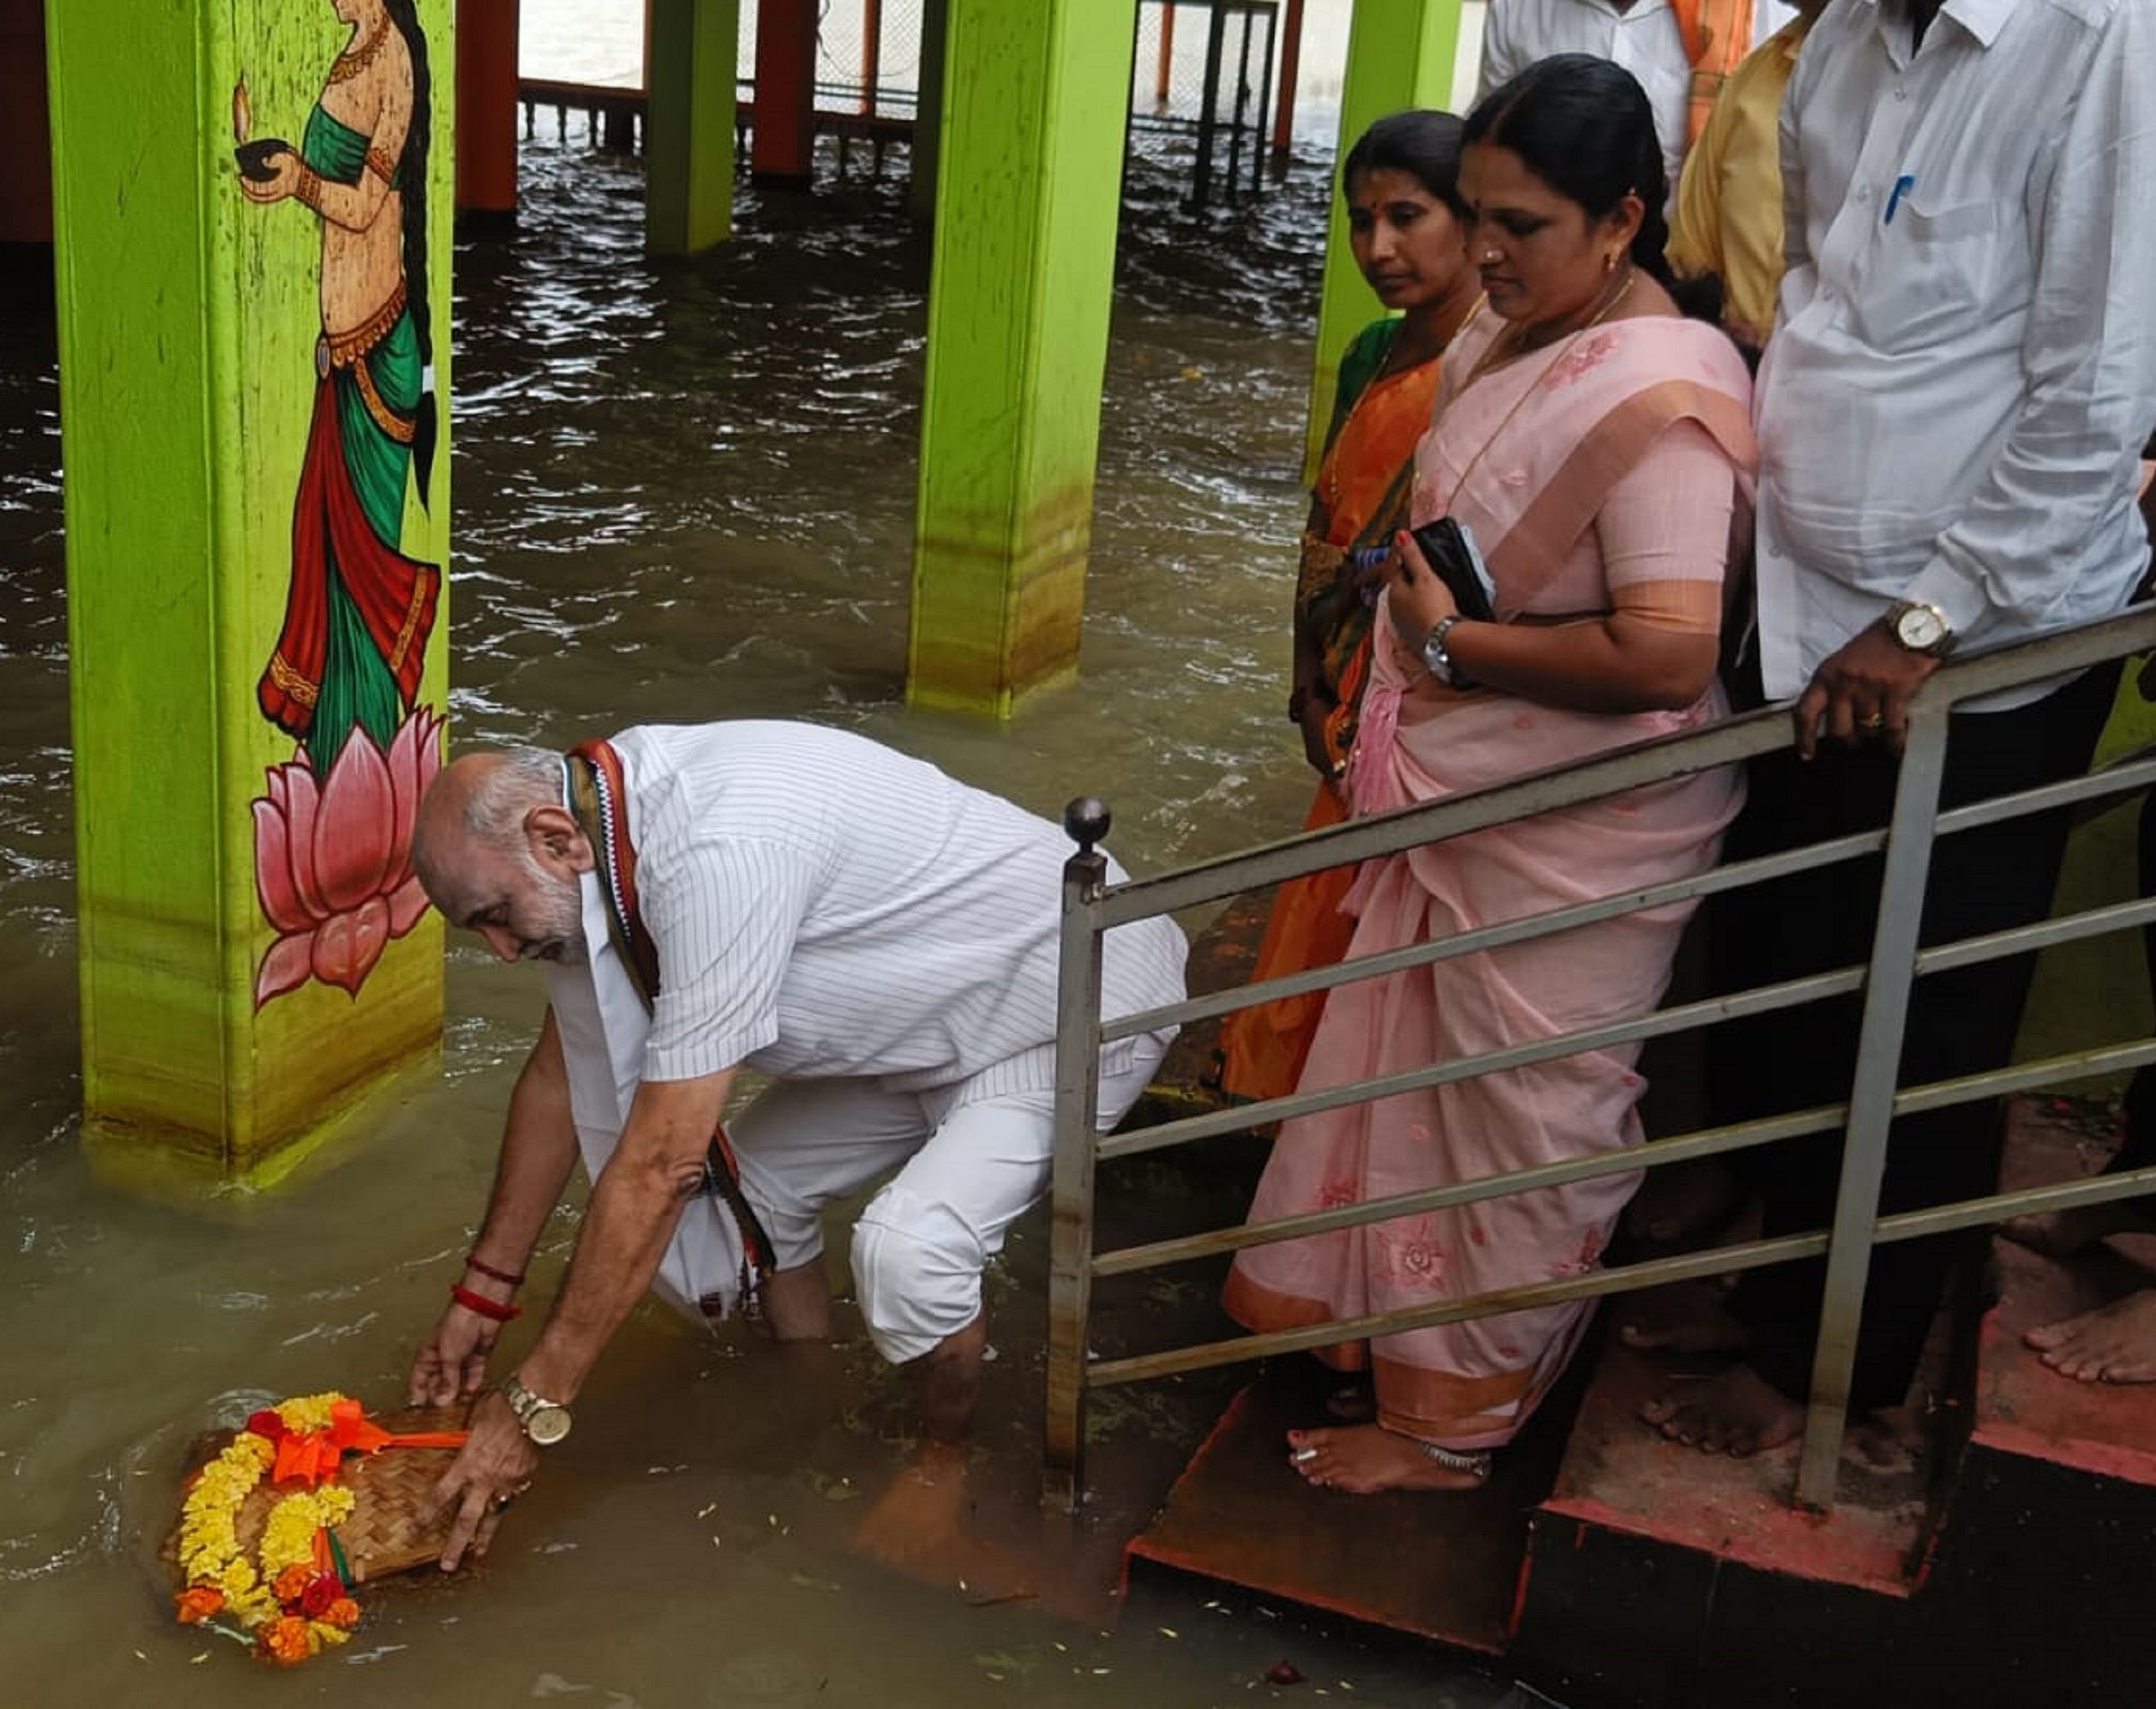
[562,737,777,1315]
[565,739,661,1011]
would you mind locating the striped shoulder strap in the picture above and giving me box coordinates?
[562,737,776,1314]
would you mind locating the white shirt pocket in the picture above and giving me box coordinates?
[1853,194,2004,356]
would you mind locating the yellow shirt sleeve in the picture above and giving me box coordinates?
[1666,22,1808,347]
[1668,93,1732,286]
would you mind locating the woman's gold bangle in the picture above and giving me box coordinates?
[293,165,324,211]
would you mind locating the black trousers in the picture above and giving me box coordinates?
[1708,660,2120,1412]
[2111,782,2156,1172]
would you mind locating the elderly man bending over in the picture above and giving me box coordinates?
[405,720,1186,1574]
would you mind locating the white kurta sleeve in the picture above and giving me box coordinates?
[1477,0,1522,102]
[640,834,814,1082]
[1902,0,2156,640]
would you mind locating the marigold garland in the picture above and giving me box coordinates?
[172,1391,365,1665]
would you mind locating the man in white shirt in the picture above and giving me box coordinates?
[1644,0,2156,1457]
[1477,0,1695,196]
[399,721,1186,1571]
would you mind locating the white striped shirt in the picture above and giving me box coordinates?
[612,722,1187,1097]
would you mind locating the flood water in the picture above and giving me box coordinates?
[0,31,1530,1709]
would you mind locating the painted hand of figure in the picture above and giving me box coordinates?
[408,1298,505,1407]
[430,1389,537,1572]
[1793,620,1940,759]
[1388,527,1458,654]
[237,148,301,204]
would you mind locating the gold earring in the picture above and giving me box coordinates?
[1603,250,1618,274]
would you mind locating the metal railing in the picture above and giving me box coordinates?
[1046,604,2156,1514]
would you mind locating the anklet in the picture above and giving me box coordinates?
[1418,1441,1492,1478]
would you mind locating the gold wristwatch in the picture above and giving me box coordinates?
[500,1372,573,1447]
[1886,599,1955,657]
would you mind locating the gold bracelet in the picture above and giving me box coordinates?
[293,165,323,211]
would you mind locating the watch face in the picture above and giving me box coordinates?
[1896,605,1948,651]
[525,1403,572,1447]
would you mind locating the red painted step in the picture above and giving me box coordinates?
[1976,1103,2156,1485]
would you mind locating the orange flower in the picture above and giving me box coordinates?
[273,1563,313,1604]
[174,1586,225,1625]
[260,1615,314,1665]
[321,1598,362,1630]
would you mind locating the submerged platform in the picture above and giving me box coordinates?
[1126,1361,1571,1652]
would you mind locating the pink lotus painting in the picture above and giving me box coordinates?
[252,705,443,1008]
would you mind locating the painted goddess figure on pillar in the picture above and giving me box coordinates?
[237,0,445,1008]
[241,0,441,772]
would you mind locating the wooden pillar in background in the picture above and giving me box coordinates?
[751,0,817,184]
[455,0,519,231]
[48,0,454,1174]
[907,0,948,223]
[0,0,51,248]
[1270,0,1306,171]
[646,0,737,254]
[907,0,1136,718]
[1303,0,1462,478]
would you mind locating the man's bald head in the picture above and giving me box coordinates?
[413,746,592,963]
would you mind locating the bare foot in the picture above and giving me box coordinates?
[1618,1285,1751,1356]
[851,1443,1035,1602]
[1284,1426,1490,1494]
[1847,1404,1923,1474]
[1639,1363,1804,1456]
[2002,1200,2154,1257]
[2024,1291,2156,1383]
[1623,1158,1743,1246]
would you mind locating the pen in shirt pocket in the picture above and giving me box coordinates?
[1883,173,1915,226]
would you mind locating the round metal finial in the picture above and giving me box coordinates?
[1064,797,1112,855]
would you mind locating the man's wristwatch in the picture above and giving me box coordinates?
[1885,600,1955,658]
[500,1373,573,1447]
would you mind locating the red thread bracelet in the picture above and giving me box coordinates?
[464,1253,526,1289]
[449,1283,523,1322]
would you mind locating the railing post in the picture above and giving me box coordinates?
[1045,796,1112,1513]
[1793,707,1952,1511]
[1192,3,1227,209]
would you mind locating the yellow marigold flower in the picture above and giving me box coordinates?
[259,1494,323,1580]
[274,1391,350,1434]
[309,1621,351,1649]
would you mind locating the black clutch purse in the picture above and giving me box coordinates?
[1408,515,1498,624]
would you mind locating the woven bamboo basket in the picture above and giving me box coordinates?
[166,1401,476,1585]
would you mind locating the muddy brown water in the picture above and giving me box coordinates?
[0,101,1522,1709]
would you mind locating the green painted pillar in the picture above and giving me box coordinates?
[1303,0,1462,478]
[48,0,453,1176]
[909,0,1135,718]
[646,0,737,255]
[907,0,948,225]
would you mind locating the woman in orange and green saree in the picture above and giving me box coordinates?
[241,0,441,776]
[1218,111,1481,1104]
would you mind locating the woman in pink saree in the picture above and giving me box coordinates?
[1222,55,1757,1495]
